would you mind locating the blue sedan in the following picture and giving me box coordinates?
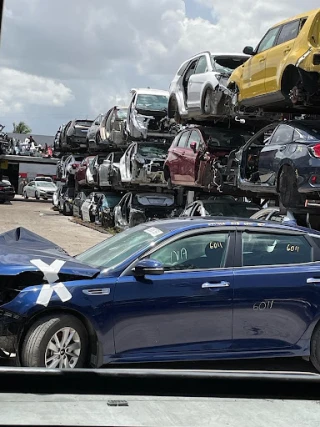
[2,218,320,371]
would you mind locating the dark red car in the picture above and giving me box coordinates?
[163,125,253,191]
[75,156,95,187]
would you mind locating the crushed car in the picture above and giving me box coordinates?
[98,152,122,188]
[180,196,260,218]
[164,124,253,192]
[126,88,174,141]
[60,119,93,151]
[114,192,176,229]
[228,9,320,113]
[86,154,108,187]
[93,192,122,227]
[119,141,169,186]
[72,190,91,219]
[75,156,95,188]
[229,120,320,208]
[169,51,249,122]
[0,178,15,203]
[87,107,128,152]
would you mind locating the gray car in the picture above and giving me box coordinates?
[168,51,249,123]
[23,180,57,200]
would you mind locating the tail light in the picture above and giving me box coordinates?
[71,163,78,169]
[311,143,320,157]
[0,186,4,191]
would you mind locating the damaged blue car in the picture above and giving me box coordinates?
[2,218,320,371]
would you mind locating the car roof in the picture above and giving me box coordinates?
[131,88,169,96]
[142,217,320,235]
[181,52,249,65]
[271,8,320,28]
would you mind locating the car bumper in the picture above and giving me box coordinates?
[0,309,25,354]
[0,192,15,202]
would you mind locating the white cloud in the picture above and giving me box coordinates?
[0,68,74,113]
[0,0,319,133]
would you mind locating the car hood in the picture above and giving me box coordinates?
[0,227,100,278]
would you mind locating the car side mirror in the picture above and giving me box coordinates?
[133,259,164,277]
[243,46,255,55]
[190,141,197,153]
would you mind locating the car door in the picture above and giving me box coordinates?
[99,154,112,187]
[187,55,209,111]
[114,194,129,228]
[114,229,235,357]
[183,129,202,184]
[265,20,302,94]
[258,124,294,185]
[173,131,190,183]
[127,93,137,136]
[28,182,35,197]
[233,228,320,351]
[242,26,281,100]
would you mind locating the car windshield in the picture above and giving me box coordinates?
[204,201,260,217]
[211,55,248,75]
[138,144,168,158]
[136,94,168,111]
[116,108,127,119]
[35,182,56,188]
[203,127,253,148]
[102,195,122,208]
[76,224,167,269]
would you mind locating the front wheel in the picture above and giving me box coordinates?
[23,191,28,199]
[310,324,320,373]
[21,314,88,368]
[203,88,214,114]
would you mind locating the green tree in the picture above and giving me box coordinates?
[12,121,32,134]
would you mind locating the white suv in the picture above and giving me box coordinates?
[168,51,249,122]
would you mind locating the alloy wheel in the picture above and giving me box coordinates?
[45,327,81,368]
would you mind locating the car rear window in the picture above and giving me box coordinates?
[242,232,312,266]
[212,55,248,75]
[204,127,253,148]
[134,194,175,207]
[75,120,93,127]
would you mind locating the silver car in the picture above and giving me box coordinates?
[23,180,57,200]
[126,88,170,141]
[168,51,249,122]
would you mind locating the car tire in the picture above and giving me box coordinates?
[310,323,320,373]
[0,200,5,204]
[21,314,88,368]
[23,191,28,199]
[278,166,302,208]
[203,88,213,115]
[62,203,67,216]
[35,191,40,200]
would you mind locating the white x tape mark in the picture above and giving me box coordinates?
[30,259,72,307]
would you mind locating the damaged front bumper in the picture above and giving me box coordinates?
[0,309,24,354]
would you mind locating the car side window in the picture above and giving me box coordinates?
[188,130,202,150]
[148,232,230,271]
[177,62,188,76]
[256,26,280,53]
[182,205,194,216]
[276,20,300,45]
[268,125,294,145]
[193,204,202,217]
[242,232,312,267]
[194,56,208,74]
[178,132,190,148]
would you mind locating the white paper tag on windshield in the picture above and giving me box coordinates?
[144,227,163,237]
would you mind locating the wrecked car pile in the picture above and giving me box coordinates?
[50,8,320,232]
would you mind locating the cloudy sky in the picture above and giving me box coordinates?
[0,0,318,135]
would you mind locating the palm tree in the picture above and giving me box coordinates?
[12,121,32,134]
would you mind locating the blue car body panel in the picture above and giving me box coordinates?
[2,219,320,367]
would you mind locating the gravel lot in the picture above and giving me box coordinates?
[0,196,317,373]
[0,196,107,255]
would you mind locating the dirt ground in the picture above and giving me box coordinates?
[0,196,107,255]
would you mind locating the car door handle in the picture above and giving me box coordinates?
[279,146,286,151]
[202,281,230,289]
[307,278,320,284]
[83,288,111,295]
[259,58,265,63]
[284,47,291,54]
